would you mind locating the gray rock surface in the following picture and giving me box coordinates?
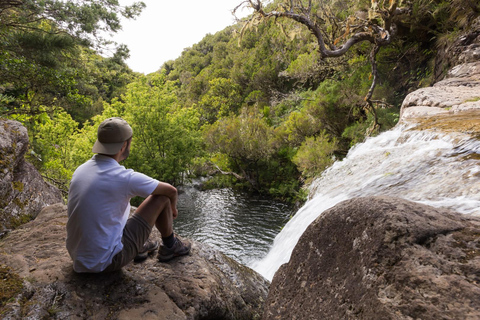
[0,119,63,236]
[400,61,480,119]
[401,16,480,120]
[434,17,480,81]
[264,196,480,320]
[0,203,268,319]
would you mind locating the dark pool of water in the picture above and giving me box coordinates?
[174,185,293,266]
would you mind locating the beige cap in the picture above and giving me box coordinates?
[92,117,133,155]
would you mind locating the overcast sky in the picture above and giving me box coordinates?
[110,0,252,74]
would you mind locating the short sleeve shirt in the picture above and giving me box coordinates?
[66,155,159,272]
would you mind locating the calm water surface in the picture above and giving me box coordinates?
[174,184,293,266]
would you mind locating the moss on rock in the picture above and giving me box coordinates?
[408,110,480,136]
[0,265,23,312]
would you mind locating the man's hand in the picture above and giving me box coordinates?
[172,205,178,219]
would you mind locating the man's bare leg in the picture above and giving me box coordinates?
[135,195,173,237]
[134,194,191,261]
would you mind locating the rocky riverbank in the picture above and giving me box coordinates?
[0,117,269,319]
[0,203,268,319]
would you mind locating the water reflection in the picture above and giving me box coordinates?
[174,185,292,266]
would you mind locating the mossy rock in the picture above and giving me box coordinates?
[0,266,23,311]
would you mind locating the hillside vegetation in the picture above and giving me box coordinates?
[1,0,479,202]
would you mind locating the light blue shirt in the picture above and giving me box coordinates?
[66,155,158,272]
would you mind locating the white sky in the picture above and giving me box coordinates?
[111,0,252,74]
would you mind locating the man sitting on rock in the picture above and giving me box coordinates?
[66,117,191,273]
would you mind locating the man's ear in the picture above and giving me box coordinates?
[120,140,128,152]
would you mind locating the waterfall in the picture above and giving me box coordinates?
[250,122,480,281]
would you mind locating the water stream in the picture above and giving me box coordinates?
[175,185,293,266]
[174,118,480,282]
[251,121,480,281]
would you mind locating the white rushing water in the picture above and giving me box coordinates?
[250,122,480,281]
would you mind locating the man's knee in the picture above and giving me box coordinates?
[135,195,171,226]
[148,194,171,206]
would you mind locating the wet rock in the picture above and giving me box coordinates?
[0,119,63,236]
[264,196,480,320]
[0,203,268,319]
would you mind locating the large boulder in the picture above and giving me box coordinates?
[264,196,480,320]
[0,203,269,319]
[0,119,63,236]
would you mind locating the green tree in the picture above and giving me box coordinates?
[67,47,138,123]
[0,0,145,116]
[236,0,410,129]
[275,107,321,147]
[292,133,337,179]
[120,73,203,185]
[204,108,276,191]
[198,78,243,124]
[19,108,80,194]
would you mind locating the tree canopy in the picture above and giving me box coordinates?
[3,0,479,202]
[0,0,144,117]
[234,0,411,129]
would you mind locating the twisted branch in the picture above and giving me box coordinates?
[236,0,410,135]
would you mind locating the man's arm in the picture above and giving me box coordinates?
[152,182,178,218]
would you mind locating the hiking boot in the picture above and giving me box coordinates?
[157,237,191,262]
[134,240,159,262]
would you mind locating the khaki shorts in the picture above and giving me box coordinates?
[102,214,152,272]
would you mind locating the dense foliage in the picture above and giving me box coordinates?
[0,0,144,120]
[2,0,479,202]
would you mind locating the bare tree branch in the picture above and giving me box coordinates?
[243,0,404,58]
[212,163,244,180]
[237,0,411,134]
[365,44,381,131]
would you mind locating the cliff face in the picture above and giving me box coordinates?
[0,204,269,319]
[400,61,480,120]
[400,16,480,120]
[433,17,480,82]
[0,119,63,237]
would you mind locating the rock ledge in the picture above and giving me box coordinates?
[0,203,268,320]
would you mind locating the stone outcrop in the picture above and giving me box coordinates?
[400,61,480,119]
[400,17,480,120]
[0,119,63,236]
[434,17,480,82]
[264,196,480,320]
[0,203,268,319]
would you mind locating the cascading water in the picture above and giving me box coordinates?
[251,120,480,281]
